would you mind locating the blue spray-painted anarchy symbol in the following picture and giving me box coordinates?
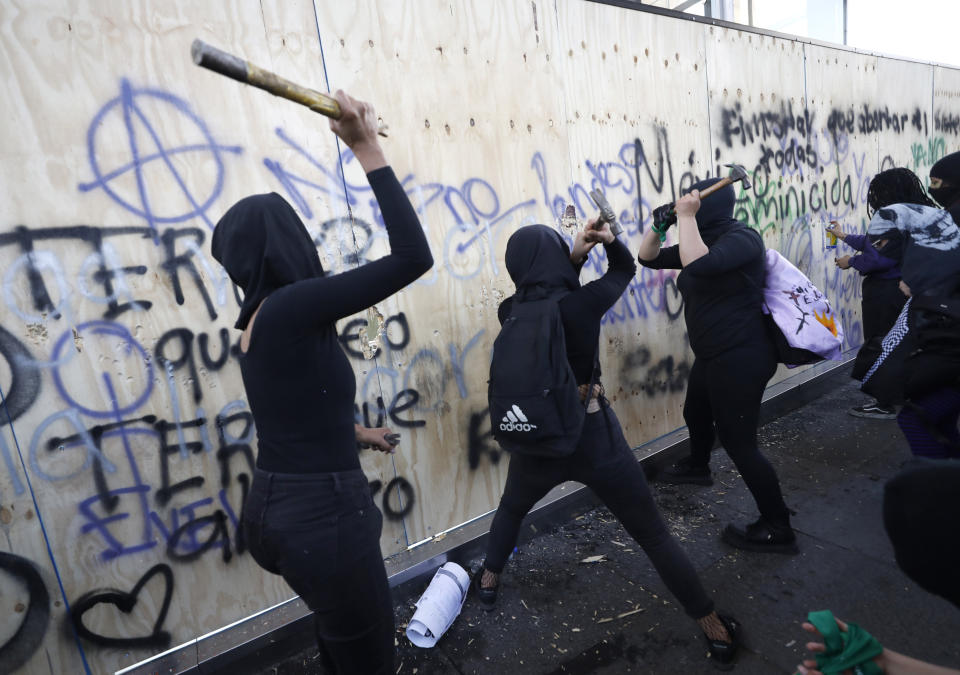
[79,78,243,230]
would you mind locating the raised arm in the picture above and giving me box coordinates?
[269,91,434,330]
[569,221,636,318]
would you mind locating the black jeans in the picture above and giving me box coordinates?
[484,404,715,620]
[684,340,791,526]
[243,468,393,675]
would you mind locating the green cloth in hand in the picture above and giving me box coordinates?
[807,610,883,675]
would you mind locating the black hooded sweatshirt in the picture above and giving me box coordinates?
[639,178,767,359]
[211,167,433,473]
[497,225,636,384]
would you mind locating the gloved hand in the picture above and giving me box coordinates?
[651,202,677,241]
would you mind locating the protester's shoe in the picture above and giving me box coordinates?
[473,569,498,612]
[722,518,799,554]
[848,403,897,419]
[704,614,740,671]
[656,456,714,486]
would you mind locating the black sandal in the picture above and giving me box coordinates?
[473,569,498,612]
[704,614,740,670]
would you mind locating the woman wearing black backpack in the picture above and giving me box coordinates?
[638,178,797,554]
[475,219,740,669]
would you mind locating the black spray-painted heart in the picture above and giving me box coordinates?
[0,552,50,672]
[69,563,174,649]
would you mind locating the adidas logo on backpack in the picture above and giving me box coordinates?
[500,405,538,432]
[488,292,586,457]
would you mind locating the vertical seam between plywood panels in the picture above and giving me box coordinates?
[703,24,714,176]
[310,0,410,548]
[551,0,576,220]
[0,383,94,674]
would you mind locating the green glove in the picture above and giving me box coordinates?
[799,610,883,675]
[651,221,668,242]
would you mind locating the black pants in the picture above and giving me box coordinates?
[243,468,393,675]
[685,340,791,526]
[484,404,715,619]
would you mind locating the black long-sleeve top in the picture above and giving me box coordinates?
[240,167,434,473]
[499,239,637,383]
[640,228,767,359]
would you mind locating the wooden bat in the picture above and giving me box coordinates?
[190,39,388,137]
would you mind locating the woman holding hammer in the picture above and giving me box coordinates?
[212,91,433,674]
[638,178,797,554]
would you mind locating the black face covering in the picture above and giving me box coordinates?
[211,192,324,330]
[930,151,960,209]
[884,461,960,611]
[504,224,580,300]
[688,177,742,246]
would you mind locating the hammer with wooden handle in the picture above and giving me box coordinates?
[651,164,751,239]
[191,39,388,137]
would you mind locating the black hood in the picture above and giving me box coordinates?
[688,177,742,245]
[211,192,324,330]
[505,224,580,300]
[930,151,960,210]
[884,460,960,611]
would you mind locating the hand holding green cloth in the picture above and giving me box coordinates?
[798,610,883,675]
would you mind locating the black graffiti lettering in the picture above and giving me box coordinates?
[3,225,61,319]
[198,328,231,370]
[0,324,41,426]
[663,278,684,322]
[235,472,249,555]
[381,476,415,520]
[935,110,960,135]
[50,415,156,513]
[0,552,50,673]
[389,389,426,428]
[467,407,500,470]
[159,228,217,321]
[156,328,202,403]
[167,510,232,563]
[154,417,206,507]
[632,127,676,200]
[69,563,174,649]
[156,328,237,403]
[355,389,427,430]
[214,409,255,489]
[0,224,155,320]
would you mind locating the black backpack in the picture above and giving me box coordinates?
[488,292,587,457]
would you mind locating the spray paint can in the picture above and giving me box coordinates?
[825,222,838,249]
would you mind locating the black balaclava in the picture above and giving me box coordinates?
[211,192,324,330]
[930,151,960,209]
[883,460,960,611]
[688,177,741,246]
[504,224,580,301]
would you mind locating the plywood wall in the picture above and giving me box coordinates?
[0,1,956,672]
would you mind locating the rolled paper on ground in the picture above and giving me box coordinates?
[406,562,470,648]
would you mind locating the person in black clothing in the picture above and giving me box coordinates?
[211,91,433,675]
[475,219,740,669]
[638,179,797,554]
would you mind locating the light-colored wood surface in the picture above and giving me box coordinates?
[0,1,957,672]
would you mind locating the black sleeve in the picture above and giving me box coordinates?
[683,228,763,276]
[265,166,434,331]
[638,245,682,270]
[565,238,637,318]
